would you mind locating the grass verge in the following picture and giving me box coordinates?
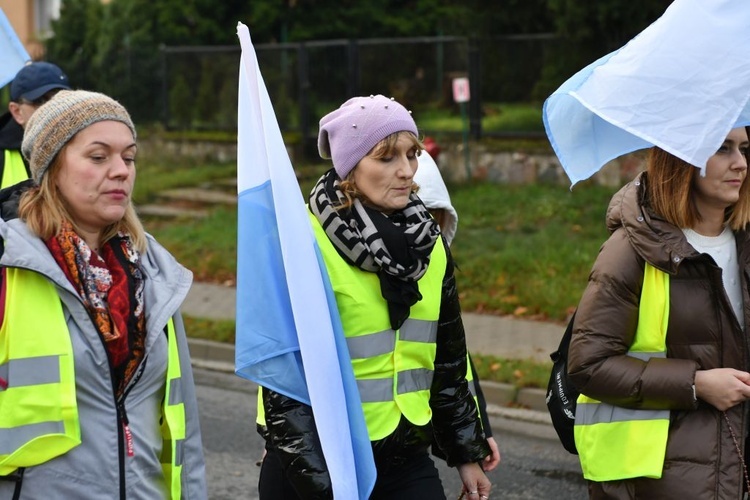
[449,180,615,321]
[148,176,617,322]
[133,160,237,204]
[146,163,619,390]
[412,102,545,133]
[183,316,237,344]
[471,353,551,389]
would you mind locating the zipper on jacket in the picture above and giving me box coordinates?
[114,391,128,499]
[89,305,152,500]
[74,298,129,500]
[118,402,134,457]
[114,358,147,500]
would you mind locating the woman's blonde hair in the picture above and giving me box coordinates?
[647,127,750,231]
[335,130,423,210]
[18,144,147,252]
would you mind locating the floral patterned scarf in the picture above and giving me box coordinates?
[46,220,146,398]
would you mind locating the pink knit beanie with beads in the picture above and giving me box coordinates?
[317,94,418,179]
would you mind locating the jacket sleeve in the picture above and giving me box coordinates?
[262,389,333,499]
[172,312,209,499]
[567,230,697,410]
[430,240,491,466]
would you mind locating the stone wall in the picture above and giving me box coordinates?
[139,137,239,164]
[140,136,646,187]
[436,143,647,187]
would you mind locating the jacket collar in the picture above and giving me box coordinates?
[606,171,716,274]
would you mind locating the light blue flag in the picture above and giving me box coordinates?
[543,0,750,185]
[0,8,30,88]
[234,22,376,500]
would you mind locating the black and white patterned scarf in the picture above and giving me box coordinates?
[310,168,440,330]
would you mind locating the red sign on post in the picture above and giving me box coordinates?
[452,77,470,103]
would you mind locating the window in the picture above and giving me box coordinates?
[34,0,61,39]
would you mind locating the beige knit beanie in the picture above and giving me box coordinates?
[22,90,136,184]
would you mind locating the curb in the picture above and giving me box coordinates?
[479,380,548,415]
[188,337,551,422]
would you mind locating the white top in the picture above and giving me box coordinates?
[682,226,744,329]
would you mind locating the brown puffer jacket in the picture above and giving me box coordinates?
[568,172,750,499]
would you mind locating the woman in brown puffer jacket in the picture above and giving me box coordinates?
[568,126,750,499]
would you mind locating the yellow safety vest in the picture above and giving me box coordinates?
[574,263,670,482]
[0,267,186,499]
[312,213,446,441]
[0,267,80,476]
[2,150,29,189]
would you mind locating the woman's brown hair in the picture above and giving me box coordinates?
[335,130,423,210]
[647,126,750,231]
[18,144,147,252]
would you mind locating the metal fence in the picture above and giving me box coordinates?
[154,34,558,145]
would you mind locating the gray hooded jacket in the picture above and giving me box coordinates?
[0,185,207,499]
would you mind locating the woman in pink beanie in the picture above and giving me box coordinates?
[257,95,492,500]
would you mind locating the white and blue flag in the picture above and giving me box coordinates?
[543,0,750,185]
[234,22,376,500]
[0,8,30,88]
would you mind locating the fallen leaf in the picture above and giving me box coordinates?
[513,306,528,316]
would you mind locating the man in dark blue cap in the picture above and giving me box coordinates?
[0,61,70,188]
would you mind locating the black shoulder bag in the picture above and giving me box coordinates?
[545,311,579,454]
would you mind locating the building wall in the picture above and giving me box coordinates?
[0,0,53,60]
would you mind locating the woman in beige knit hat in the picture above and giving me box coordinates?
[0,90,207,499]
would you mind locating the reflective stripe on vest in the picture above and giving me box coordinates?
[161,318,186,500]
[2,150,29,189]
[255,321,439,424]
[256,387,265,426]
[0,267,80,476]
[574,263,670,482]
[311,212,446,441]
